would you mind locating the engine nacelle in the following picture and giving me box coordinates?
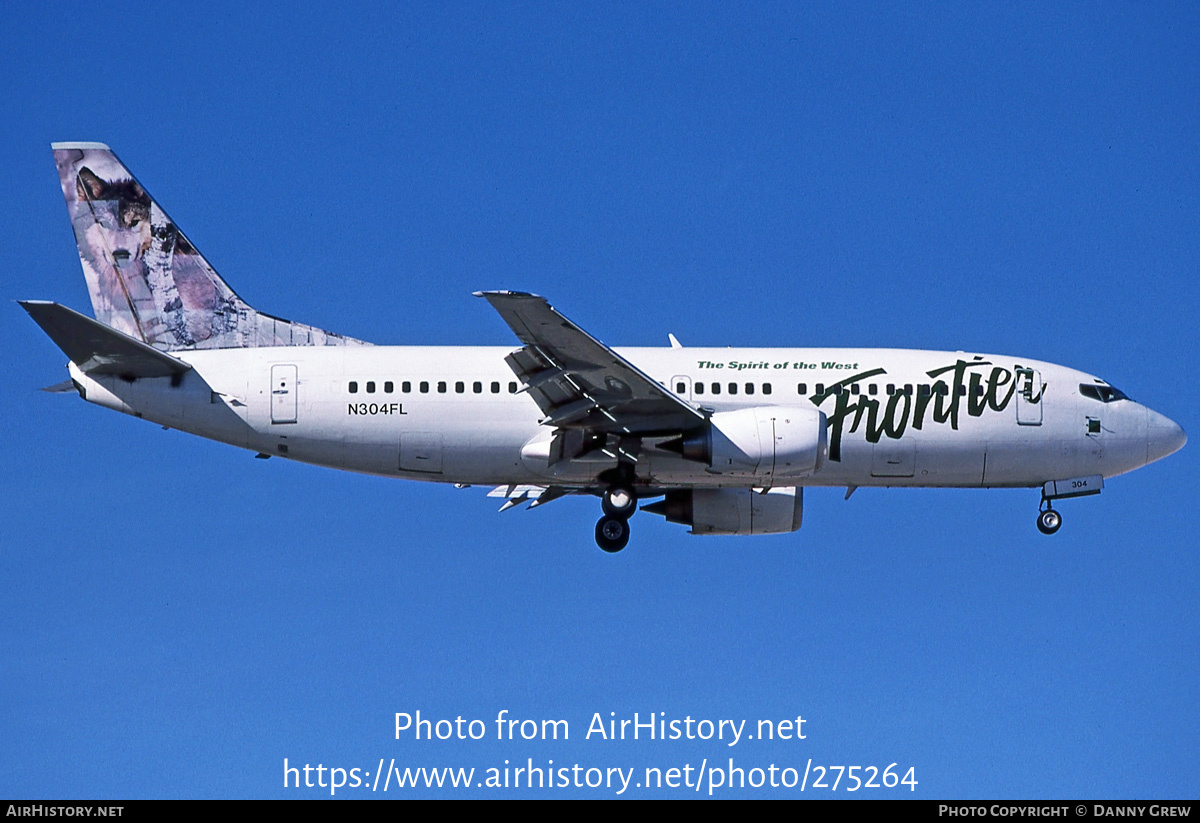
[663,406,827,479]
[643,487,804,535]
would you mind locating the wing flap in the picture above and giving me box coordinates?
[487,484,579,511]
[20,300,191,378]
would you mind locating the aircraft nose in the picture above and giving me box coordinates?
[1146,408,1186,464]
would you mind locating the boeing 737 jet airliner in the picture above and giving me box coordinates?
[23,143,1186,551]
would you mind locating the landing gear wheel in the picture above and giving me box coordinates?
[602,484,638,518]
[595,515,630,553]
[1037,508,1062,535]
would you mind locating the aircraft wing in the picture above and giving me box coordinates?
[477,291,706,436]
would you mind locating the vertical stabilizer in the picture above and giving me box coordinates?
[52,142,368,350]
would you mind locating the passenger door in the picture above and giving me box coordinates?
[270,364,297,424]
[1015,368,1043,426]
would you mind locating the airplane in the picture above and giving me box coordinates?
[23,143,1186,552]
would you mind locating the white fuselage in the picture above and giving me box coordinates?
[69,345,1178,491]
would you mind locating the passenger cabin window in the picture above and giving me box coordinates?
[473,381,482,394]
[438,381,447,394]
[797,383,807,394]
[366,381,376,394]
[455,381,465,394]
[491,381,500,394]
[384,381,394,393]
[869,384,878,395]
[420,381,429,393]
[676,381,686,394]
[402,381,411,393]
[349,381,358,394]
[509,382,518,393]
[712,383,721,395]
[695,382,704,395]
[1079,384,1130,403]
[745,383,754,395]
[728,383,737,395]
[763,383,772,395]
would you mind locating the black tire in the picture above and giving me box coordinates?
[1037,508,1062,535]
[595,515,630,553]
[602,484,638,518]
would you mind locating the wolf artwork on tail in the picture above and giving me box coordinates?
[53,142,367,351]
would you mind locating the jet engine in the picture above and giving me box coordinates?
[643,487,804,535]
[659,406,827,479]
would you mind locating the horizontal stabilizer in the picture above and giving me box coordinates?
[20,300,191,378]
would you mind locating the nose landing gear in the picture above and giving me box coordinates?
[1035,474,1103,535]
[595,483,638,552]
[1036,505,1062,535]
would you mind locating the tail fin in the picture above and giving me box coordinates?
[52,142,368,350]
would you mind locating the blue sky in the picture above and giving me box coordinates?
[1,2,1197,798]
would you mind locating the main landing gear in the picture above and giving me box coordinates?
[595,483,638,552]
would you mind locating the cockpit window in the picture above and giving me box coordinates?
[1079,383,1130,403]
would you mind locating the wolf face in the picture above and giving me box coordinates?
[75,167,153,267]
